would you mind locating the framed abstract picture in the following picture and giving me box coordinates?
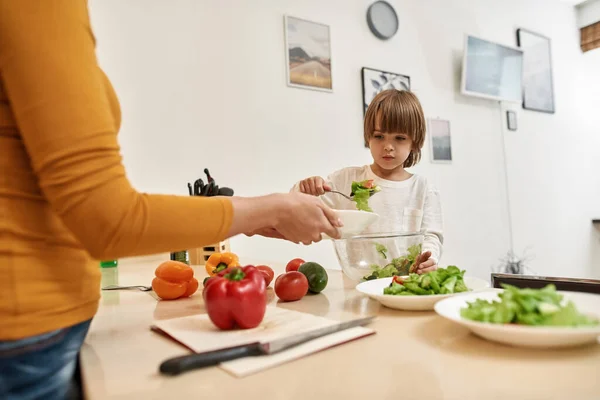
[516,29,555,113]
[284,15,332,92]
[361,67,410,115]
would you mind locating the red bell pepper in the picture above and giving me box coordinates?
[202,265,267,330]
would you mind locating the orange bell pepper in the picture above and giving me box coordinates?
[205,252,239,276]
[152,261,199,300]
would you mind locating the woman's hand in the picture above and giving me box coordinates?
[246,227,284,240]
[230,193,342,245]
[271,192,341,244]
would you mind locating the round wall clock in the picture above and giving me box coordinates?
[366,1,399,40]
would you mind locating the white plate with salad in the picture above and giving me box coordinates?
[434,285,600,348]
[355,267,490,311]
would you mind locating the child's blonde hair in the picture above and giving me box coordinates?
[363,90,426,168]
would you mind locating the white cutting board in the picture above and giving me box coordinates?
[151,306,375,377]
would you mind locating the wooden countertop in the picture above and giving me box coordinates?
[80,255,600,400]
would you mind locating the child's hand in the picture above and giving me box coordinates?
[411,251,437,274]
[298,176,331,196]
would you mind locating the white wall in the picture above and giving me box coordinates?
[88,0,600,280]
[577,0,600,27]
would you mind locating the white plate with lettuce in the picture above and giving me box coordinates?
[355,267,490,311]
[434,285,600,348]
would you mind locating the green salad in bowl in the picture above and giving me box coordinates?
[362,243,422,281]
[333,232,424,281]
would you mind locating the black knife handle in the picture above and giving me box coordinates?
[193,179,204,196]
[201,181,213,197]
[159,344,263,376]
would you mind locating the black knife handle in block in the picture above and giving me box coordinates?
[201,181,212,196]
[159,344,263,376]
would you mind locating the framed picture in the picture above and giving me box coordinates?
[506,110,517,131]
[284,16,332,92]
[516,28,555,113]
[361,67,410,115]
[428,118,452,163]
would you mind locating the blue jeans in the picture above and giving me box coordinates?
[0,319,92,400]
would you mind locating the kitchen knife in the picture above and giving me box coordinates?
[158,316,375,376]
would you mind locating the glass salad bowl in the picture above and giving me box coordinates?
[332,231,425,281]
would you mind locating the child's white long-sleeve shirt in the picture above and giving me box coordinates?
[292,165,444,263]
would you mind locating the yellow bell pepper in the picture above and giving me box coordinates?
[205,252,240,276]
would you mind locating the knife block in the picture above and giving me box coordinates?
[189,239,231,265]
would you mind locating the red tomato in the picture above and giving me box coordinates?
[256,265,275,286]
[392,276,405,285]
[286,258,305,272]
[274,272,309,302]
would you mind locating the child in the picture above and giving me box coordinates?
[291,90,443,274]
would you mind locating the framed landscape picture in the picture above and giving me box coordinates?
[428,118,452,163]
[284,15,332,92]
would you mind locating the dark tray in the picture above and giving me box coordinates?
[491,273,600,295]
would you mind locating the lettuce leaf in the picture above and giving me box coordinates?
[460,284,599,327]
[382,266,470,296]
[353,189,372,212]
[375,243,388,259]
[350,180,381,212]
[364,243,424,280]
